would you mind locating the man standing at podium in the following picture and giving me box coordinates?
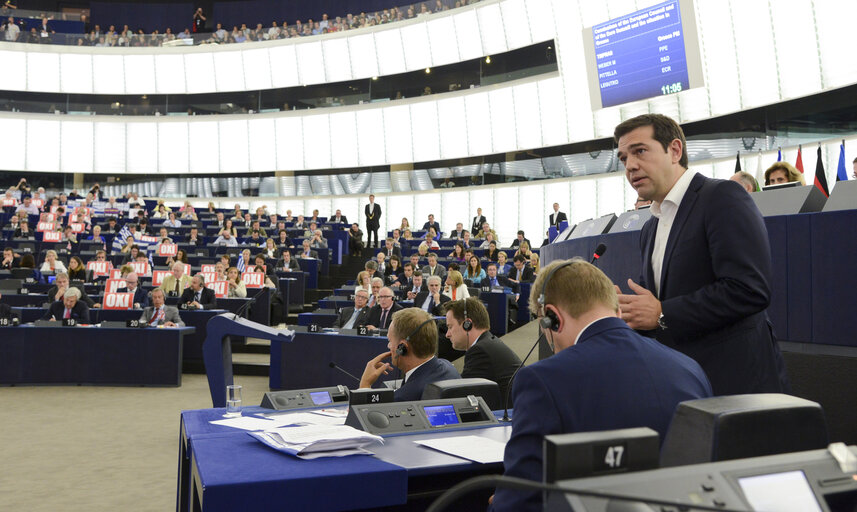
[549,202,567,229]
[614,114,788,395]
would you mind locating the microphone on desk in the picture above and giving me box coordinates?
[501,331,547,423]
[590,243,607,265]
[232,287,262,320]
[329,362,361,384]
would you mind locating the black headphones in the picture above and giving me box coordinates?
[396,317,436,356]
[538,260,576,332]
[461,298,473,331]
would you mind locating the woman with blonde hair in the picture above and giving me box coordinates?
[355,270,371,294]
[226,266,247,298]
[399,217,410,232]
[40,250,67,273]
[529,252,540,275]
[443,270,470,300]
[514,241,533,260]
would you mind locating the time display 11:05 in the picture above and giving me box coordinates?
[661,82,683,95]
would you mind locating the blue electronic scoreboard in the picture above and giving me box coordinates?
[583,0,704,110]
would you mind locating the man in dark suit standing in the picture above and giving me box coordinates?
[413,275,450,315]
[364,287,402,331]
[470,207,486,236]
[443,298,521,403]
[179,274,217,310]
[614,113,788,395]
[491,260,711,512]
[549,202,567,228]
[359,307,460,401]
[364,194,381,249]
[336,289,371,329]
[41,287,91,323]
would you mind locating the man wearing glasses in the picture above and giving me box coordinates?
[365,286,402,331]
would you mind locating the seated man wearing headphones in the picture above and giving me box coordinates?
[359,307,460,401]
[490,259,712,512]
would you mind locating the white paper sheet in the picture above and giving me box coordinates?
[414,435,507,463]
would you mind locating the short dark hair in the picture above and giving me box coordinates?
[443,298,490,330]
[485,262,498,269]
[614,113,688,169]
[517,230,525,236]
[513,254,527,264]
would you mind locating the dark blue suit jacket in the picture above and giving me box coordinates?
[127,286,149,308]
[393,357,460,402]
[492,317,711,512]
[42,300,91,323]
[638,173,788,395]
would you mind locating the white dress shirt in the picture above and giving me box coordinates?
[649,170,696,297]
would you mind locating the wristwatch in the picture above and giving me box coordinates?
[657,312,667,330]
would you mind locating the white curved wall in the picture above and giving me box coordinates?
[0,0,539,95]
[0,0,855,174]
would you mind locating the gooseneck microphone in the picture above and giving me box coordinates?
[590,243,607,264]
[329,361,361,383]
[501,332,546,422]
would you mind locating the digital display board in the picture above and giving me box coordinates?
[583,0,704,110]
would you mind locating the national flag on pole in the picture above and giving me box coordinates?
[814,146,830,197]
[836,142,848,182]
[735,152,741,172]
[755,150,764,191]
[795,145,804,174]
[777,148,782,162]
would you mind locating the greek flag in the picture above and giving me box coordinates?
[236,253,246,272]
[112,224,157,261]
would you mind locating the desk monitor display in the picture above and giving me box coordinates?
[737,470,822,512]
[553,224,576,244]
[568,214,617,240]
[310,391,333,406]
[424,405,460,427]
[609,209,653,234]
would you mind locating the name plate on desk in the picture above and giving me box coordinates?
[308,323,320,333]
[0,317,20,326]
[357,325,369,336]
[346,396,498,435]
[62,318,78,326]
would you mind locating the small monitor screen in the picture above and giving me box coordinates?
[737,470,822,512]
[423,405,460,427]
[310,391,332,406]
[47,275,57,284]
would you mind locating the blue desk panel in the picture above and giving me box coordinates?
[0,325,193,386]
[270,332,390,390]
[190,433,407,512]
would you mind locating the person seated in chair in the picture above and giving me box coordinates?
[41,287,90,323]
[359,307,460,401]
[139,288,184,327]
[178,274,216,309]
[336,289,371,329]
[413,275,450,315]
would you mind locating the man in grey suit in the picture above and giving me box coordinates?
[336,289,371,329]
[139,288,185,327]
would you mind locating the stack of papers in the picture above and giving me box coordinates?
[249,424,384,459]
[210,408,348,430]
